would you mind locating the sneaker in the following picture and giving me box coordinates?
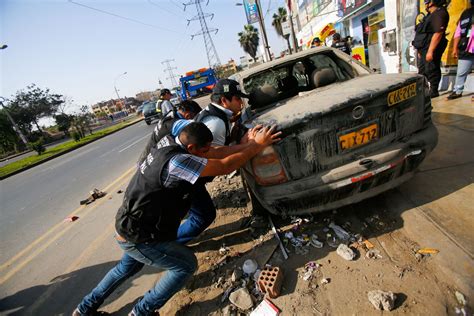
[447,91,463,100]
[72,309,110,316]
[128,310,159,316]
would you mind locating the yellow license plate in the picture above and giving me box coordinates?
[339,124,378,150]
[387,83,417,106]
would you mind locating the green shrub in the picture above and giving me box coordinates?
[29,138,46,155]
[72,131,81,142]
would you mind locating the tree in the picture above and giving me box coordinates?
[272,7,292,54]
[0,109,21,155]
[7,84,64,135]
[238,24,260,60]
[54,113,73,137]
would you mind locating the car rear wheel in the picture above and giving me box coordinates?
[145,120,151,125]
[241,174,268,216]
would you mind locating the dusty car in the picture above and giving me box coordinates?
[142,101,161,125]
[233,47,437,216]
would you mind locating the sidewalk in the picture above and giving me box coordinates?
[389,93,473,298]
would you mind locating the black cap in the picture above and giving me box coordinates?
[312,37,321,43]
[160,88,171,97]
[212,79,249,98]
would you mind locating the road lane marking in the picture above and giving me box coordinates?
[27,222,116,313]
[0,165,136,283]
[118,134,150,153]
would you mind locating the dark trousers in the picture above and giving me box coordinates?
[417,38,448,94]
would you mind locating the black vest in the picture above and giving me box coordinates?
[458,8,474,58]
[137,110,181,165]
[116,136,194,243]
[194,104,231,145]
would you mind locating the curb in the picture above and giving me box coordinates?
[0,118,144,180]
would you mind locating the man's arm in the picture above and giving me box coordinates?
[426,32,443,61]
[200,126,281,177]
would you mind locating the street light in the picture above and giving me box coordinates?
[114,72,127,110]
[236,1,272,62]
[0,44,8,50]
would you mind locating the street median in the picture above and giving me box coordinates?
[0,116,143,180]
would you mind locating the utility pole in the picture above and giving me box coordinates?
[287,2,299,53]
[162,59,179,88]
[184,0,221,68]
[0,97,29,146]
[255,0,272,61]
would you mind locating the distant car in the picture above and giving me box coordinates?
[136,105,144,115]
[170,91,181,106]
[233,47,438,216]
[142,101,161,125]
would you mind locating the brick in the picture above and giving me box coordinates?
[257,266,283,298]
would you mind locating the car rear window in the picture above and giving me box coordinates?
[243,51,356,109]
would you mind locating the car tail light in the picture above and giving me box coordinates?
[251,146,288,186]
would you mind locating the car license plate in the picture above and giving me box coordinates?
[339,123,378,150]
[387,83,417,106]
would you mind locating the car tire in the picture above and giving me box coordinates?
[145,120,151,125]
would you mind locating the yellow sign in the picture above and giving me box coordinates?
[387,83,417,106]
[351,46,366,65]
[339,124,378,150]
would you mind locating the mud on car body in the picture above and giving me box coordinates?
[232,47,437,216]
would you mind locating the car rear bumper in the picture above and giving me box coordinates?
[244,123,438,216]
[144,113,161,122]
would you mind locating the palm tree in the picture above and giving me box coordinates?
[272,7,292,54]
[238,24,259,61]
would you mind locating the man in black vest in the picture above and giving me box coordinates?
[413,0,449,98]
[448,1,474,100]
[331,33,351,55]
[73,122,281,316]
[137,100,201,164]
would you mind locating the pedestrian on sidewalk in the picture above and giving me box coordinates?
[72,122,281,316]
[412,0,450,98]
[447,1,474,100]
[155,89,174,117]
[331,33,351,55]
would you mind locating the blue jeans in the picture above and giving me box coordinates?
[77,239,197,316]
[176,180,216,244]
[453,56,474,94]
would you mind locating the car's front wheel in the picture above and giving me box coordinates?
[145,120,151,125]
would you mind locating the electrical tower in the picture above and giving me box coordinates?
[184,0,221,68]
[162,59,179,88]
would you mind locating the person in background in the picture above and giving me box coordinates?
[156,89,174,117]
[311,37,322,48]
[413,0,449,98]
[331,33,351,55]
[72,122,281,316]
[447,1,474,100]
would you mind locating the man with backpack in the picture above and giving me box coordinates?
[412,0,450,98]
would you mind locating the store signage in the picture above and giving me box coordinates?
[338,0,370,18]
[244,0,259,24]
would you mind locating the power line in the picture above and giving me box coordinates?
[68,0,180,33]
[147,0,185,19]
[162,59,179,88]
[184,0,221,68]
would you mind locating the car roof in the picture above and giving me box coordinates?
[232,47,334,81]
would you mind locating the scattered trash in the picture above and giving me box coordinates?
[64,216,79,222]
[219,245,231,256]
[232,269,243,282]
[310,234,324,248]
[362,239,375,249]
[455,307,469,316]
[329,222,351,241]
[368,290,397,311]
[117,190,123,194]
[455,291,467,306]
[257,266,283,298]
[301,261,320,281]
[229,287,254,310]
[250,298,280,316]
[417,248,439,255]
[321,278,330,285]
[80,188,106,205]
[336,244,356,261]
[221,286,237,303]
[366,249,382,260]
[243,259,258,275]
[227,170,238,179]
[326,233,339,248]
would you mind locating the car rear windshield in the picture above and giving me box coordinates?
[243,51,356,109]
[143,102,156,114]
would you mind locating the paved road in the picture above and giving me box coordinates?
[0,121,154,263]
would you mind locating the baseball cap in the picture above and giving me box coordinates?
[171,119,192,136]
[312,37,321,43]
[160,88,171,97]
[212,79,249,98]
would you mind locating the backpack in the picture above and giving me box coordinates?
[412,13,431,50]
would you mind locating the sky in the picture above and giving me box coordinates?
[1,0,288,114]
